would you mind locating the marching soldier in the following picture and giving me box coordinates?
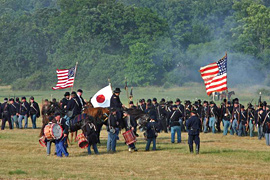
[158,101,168,133]
[186,110,201,154]
[167,105,182,143]
[230,99,240,135]
[221,101,232,135]
[175,98,185,131]
[256,108,265,140]
[247,103,255,137]
[18,97,30,129]
[209,101,218,134]
[202,101,209,133]
[238,105,247,136]
[9,98,19,129]
[29,96,40,129]
[1,98,12,130]
[263,106,270,146]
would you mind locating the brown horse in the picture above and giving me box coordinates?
[83,106,110,143]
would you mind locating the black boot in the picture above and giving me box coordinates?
[189,145,193,154]
[196,144,200,154]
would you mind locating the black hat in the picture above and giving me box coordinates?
[258,108,263,111]
[9,98,14,101]
[263,101,267,106]
[198,99,201,104]
[44,99,49,102]
[16,97,19,101]
[147,99,152,103]
[153,98,157,102]
[48,116,54,122]
[54,112,61,117]
[139,99,143,103]
[203,101,208,104]
[64,92,70,96]
[4,98,8,101]
[241,105,245,109]
[129,101,134,104]
[30,96,34,100]
[169,101,173,104]
[161,98,165,102]
[194,101,199,105]
[71,91,77,95]
[52,98,56,102]
[21,97,26,100]
[142,99,145,102]
[172,105,177,108]
[77,89,83,93]
[210,101,215,105]
[175,98,181,103]
[233,98,239,104]
[113,88,121,93]
[227,101,231,104]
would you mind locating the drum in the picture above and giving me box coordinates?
[44,123,63,140]
[39,136,46,147]
[76,133,89,149]
[123,130,136,145]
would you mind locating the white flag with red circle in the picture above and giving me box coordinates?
[91,84,113,108]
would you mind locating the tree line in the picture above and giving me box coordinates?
[0,0,270,90]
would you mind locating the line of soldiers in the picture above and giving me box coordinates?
[0,96,40,130]
[130,97,270,146]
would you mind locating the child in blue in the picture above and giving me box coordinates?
[145,116,159,151]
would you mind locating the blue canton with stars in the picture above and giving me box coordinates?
[68,67,75,78]
[217,57,227,76]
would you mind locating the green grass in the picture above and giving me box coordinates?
[0,85,270,179]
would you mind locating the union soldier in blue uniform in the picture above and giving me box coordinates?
[29,96,40,129]
[138,99,146,111]
[61,92,70,113]
[9,98,19,129]
[66,91,81,119]
[263,106,270,146]
[18,97,30,129]
[110,88,125,128]
[247,103,255,137]
[107,108,120,153]
[1,98,12,130]
[54,112,69,157]
[123,111,138,152]
[145,116,159,151]
[186,110,201,154]
[167,105,182,143]
[238,105,247,136]
[221,101,232,135]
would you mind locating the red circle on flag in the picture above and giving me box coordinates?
[96,95,105,103]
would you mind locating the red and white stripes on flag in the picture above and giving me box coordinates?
[52,66,76,90]
[200,54,228,96]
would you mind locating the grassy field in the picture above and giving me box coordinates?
[0,84,270,179]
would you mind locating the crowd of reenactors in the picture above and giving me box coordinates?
[1,89,270,157]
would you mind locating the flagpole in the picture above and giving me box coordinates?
[71,62,78,92]
[125,77,129,105]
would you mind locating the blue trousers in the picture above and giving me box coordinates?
[238,123,247,136]
[230,119,238,135]
[209,117,216,133]
[18,115,28,129]
[258,125,264,140]
[46,141,56,155]
[11,115,19,129]
[55,136,69,157]
[188,134,200,147]
[88,144,99,154]
[203,118,208,133]
[107,128,119,152]
[171,126,181,143]
[30,114,37,129]
[223,119,230,135]
[265,133,270,146]
[146,138,156,151]
[249,120,254,137]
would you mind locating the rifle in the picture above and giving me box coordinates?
[236,106,240,130]
[246,108,250,132]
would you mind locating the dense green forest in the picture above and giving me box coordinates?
[0,0,270,90]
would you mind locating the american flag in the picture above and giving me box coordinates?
[200,54,227,96]
[52,66,76,90]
